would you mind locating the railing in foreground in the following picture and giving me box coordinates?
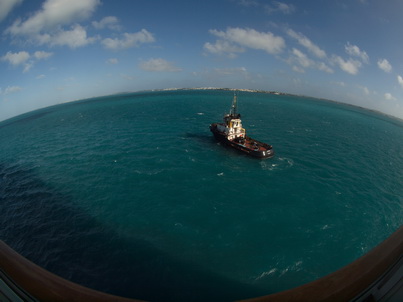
[241,225,403,302]
[0,241,144,302]
[1,225,402,302]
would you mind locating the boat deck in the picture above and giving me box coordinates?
[233,137,272,152]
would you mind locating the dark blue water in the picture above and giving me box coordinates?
[0,90,402,301]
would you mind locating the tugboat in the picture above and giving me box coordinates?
[210,93,274,158]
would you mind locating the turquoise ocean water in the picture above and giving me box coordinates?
[0,89,402,301]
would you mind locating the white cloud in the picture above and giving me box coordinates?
[289,48,333,73]
[6,0,100,35]
[317,62,333,73]
[2,50,53,72]
[23,61,34,73]
[92,16,121,30]
[0,0,23,22]
[107,58,118,64]
[34,50,53,59]
[384,93,396,101]
[284,30,333,73]
[332,55,362,75]
[292,48,311,68]
[377,58,392,73]
[287,29,326,59]
[208,27,285,55]
[292,65,305,73]
[359,86,370,95]
[5,0,100,48]
[120,73,134,81]
[398,75,403,88]
[345,42,369,63]
[203,40,245,58]
[266,2,296,14]
[49,24,98,48]
[214,67,248,75]
[1,85,22,95]
[333,81,346,87]
[140,58,182,72]
[285,30,369,75]
[102,29,155,50]
[36,74,46,79]
[1,51,30,65]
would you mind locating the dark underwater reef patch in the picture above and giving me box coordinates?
[0,162,266,302]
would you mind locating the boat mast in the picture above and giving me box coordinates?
[230,92,237,116]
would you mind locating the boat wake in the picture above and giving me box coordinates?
[260,157,294,171]
[133,169,164,176]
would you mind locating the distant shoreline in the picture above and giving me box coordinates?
[43,86,403,124]
[1,87,402,125]
[143,87,403,123]
[149,86,289,96]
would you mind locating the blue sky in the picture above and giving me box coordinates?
[1,0,403,121]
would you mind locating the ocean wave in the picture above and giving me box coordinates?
[0,90,402,301]
[260,157,294,171]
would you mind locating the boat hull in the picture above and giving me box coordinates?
[210,123,274,159]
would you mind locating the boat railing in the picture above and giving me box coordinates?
[0,225,402,301]
[0,241,144,302]
[240,225,403,302]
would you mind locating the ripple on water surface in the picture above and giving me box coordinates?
[0,90,402,302]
